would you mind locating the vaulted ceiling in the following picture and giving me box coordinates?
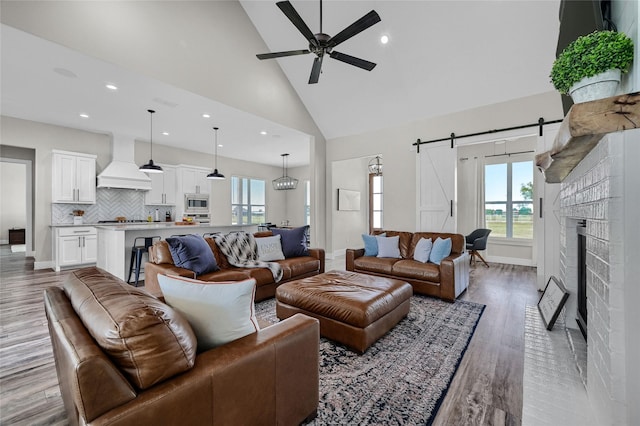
[1,1,561,166]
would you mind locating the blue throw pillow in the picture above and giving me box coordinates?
[166,234,219,276]
[429,237,452,265]
[362,232,385,256]
[271,226,309,258]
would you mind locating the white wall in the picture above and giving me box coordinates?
[331,157,370,257]
[0,162,27,243]
[326,91,564,254]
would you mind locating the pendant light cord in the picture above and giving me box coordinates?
[148,109,155,160]
[213,127,219,169]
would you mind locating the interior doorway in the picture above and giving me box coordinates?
[1,156,33,255]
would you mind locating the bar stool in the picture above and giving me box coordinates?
[127,236,161,287]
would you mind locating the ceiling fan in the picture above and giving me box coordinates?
[256,0,381,84]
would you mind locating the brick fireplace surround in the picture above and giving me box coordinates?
[558,129,640,424]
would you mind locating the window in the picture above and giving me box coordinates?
[369,173,383,233]
[304,180,311,226]
[484,157,533,239]
[231,176,266,225]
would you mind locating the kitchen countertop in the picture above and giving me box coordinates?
[50,222,231,228]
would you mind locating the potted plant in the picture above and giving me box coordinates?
[550,30,633,103]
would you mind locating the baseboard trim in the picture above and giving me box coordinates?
[486,255,535,267]
[328,249,346,259]
[34,261,54,271]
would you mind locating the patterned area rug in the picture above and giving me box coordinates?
[255,295,485,425]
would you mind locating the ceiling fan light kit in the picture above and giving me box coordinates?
[273,153,298,190]
[140,109,163,174]
[256,0,381,84]
[207,126,225,180]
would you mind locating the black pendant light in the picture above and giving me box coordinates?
[272,153,298,190]
[139,109,163,174]
[207,126,225,180]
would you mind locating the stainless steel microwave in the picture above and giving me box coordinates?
[184,193,209,214]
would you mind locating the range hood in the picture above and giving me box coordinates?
[97,136,152,190]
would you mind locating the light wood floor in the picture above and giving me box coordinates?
[0,247,538,425]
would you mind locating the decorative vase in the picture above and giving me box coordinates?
[568,69,621,104]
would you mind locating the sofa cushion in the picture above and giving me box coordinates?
[353,256,398,274]
[204,237,230,269]
[63,267,197,390]
[166,234,219,276]
[380,231,413,258]
[413,237,433,263]
[158,275,260,351]
[429,237,452,265]
[376,235,401,258]
[362,233,385,256]
[255,235,285,261]
[150,240,174,265]
[271,226,309,258]
[391,260,441,282]
[411,232,465,256]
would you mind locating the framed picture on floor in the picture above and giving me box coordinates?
[537,276,569,330]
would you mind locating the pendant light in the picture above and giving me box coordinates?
[368,155,383,175]
[272,153,298,190]
[207,126,225,180]
[139,109,163,173]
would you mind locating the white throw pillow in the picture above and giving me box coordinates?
[255,235,285,261]
[157,275,260,351]
[413,237,433,263]
[376,235,401,258]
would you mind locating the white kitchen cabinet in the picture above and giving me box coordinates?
[145,164,177,205]
[54,226,97,270]
[179,165,210,195]
[52,150,96,204]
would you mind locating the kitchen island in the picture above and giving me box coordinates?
[96,223,257,282]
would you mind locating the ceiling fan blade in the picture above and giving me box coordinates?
[277,1,318,47]
[329,51,376,71]
[257,50,310,60]
[309,56,323,84]
[327,10,381,48]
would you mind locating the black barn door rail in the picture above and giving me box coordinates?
[413,117,563,153]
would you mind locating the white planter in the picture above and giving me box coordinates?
[568,69,621,104]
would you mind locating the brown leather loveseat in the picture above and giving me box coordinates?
[44,267,320,425]
[346,230,469,302]
[145,232,325,301]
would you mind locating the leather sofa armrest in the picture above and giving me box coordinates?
[346,248,365,271]
[92,314,320,426]
[308,248,325,273]
[143,262,195,297]
[439,252,467,302]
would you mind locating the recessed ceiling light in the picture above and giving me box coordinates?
[105,84,118,91]
[202,113,211,118]
[380,35,389,44]
[79,113,89,119]
[218,144,223,148]
[260,131,267,135]
[162,131,169,136]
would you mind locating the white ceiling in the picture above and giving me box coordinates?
[0,24,311,168]
[1,1,561,167]
[241,0,561,140]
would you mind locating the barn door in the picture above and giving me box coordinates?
[416,141,456,232]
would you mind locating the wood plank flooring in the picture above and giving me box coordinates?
[1,248,539,425]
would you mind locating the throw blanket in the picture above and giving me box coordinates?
[213,232,283,282]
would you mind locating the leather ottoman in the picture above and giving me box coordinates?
[275,270,413,353]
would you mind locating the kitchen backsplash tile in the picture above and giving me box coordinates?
[52,188,173,223]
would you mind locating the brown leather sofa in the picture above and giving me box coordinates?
[144,232,325,301]
[44,267,320,426]
[346,230,469,302]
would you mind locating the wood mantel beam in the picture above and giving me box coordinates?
[536,92,640,183]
